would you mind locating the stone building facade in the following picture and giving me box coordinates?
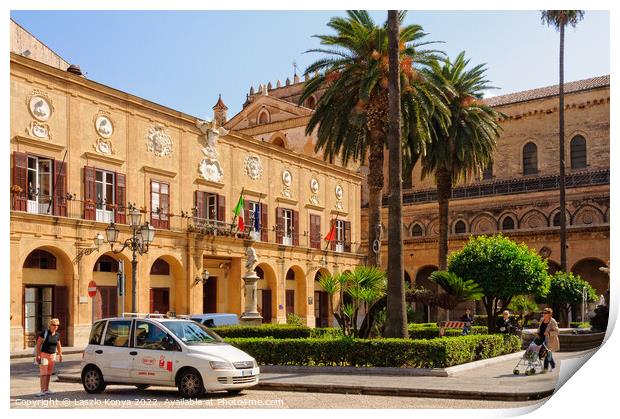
[9,51,363,350]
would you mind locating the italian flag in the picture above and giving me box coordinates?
[324,220,336,242]
[233,193,244,231]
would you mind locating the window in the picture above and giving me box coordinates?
[207,194,218,220]
[258,110,270,124]
[523,142,538,175]
[94,255,118,272]
[134,321,171,350]
[309,214,321,249]
[283,209,293,245]
[454,220,466,234]
[482,162,493,180]
[95,169,115,223]
[249,201,261,241]
[411,224,423,237]
[103,320,131,347]
[150,258,170,275]
[24,250,57,270]
[27,156,53,214]
[272,137,286,148]
[151,180,170,229]
[335,220,345,252]
[255,266,264,279]
[502,217,515,230]
[553,213,561,227]
[89,321,106,345]
[570,135,587,169]
[286,268,295,281]
[306,95,316,109]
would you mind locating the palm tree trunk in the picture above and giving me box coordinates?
[437,168,452,270]
[367,126,385,268]
[384,9,408,339]
[559,23,568,272]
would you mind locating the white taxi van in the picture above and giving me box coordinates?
[80,313,259,398]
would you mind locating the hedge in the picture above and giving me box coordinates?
[225,334,520,368]
[212,325,344,339]
[407,325,488,339]
[570,322,590,329]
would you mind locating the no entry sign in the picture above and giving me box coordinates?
[88,280,97,298]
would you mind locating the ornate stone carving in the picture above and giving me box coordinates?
[146,126,173,157]
[245,246,258,273]
[26,91,54,122]
[244,155,263,180]
[93,138,114,155]
[310,195,320,205]
[27,121,51,139]
[282,170,292,186]
[539,247,552,259]
[196,119,228,182]
[310,178,319,194]
[95,114,113,138]
[282,188,293,199]
[335,184,344,210]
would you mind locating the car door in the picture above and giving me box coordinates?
[130,320,178,384]
[100,319,133,381]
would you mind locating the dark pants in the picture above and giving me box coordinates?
[544,351,556,369]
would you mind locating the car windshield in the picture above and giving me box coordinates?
[160,320,224,345]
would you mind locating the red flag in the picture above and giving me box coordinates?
[324,221,336,242]
[238,216,244,231]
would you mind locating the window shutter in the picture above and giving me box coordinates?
[310,214,321,249]
[12,152,28,211]
[149,289,154,313]
[344,221,352,252]
[292,210,299,246]
[53,160,67,217]
[194,191,204,219]
[262,290,272,323]
[330,220,336,251]
[115,172,126,224]
[150,180,158,228]
[260,203,269,242]
[276,207,284,244]
[83,166,96,220]
[53,286,69,346]
[217,194,226,223]
[161,183,170,230]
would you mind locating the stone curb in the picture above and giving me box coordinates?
[11,348,84,360]
[253,382,555,402]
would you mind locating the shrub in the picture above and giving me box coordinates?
[286,313,305,326]
[214,325,312,339]
[225,334,520,368]
[407,325,488,339]
[570,322,590,329]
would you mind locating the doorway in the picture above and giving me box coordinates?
[202,277,217,313]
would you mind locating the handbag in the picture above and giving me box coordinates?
[538,344,548,360]
[32,330,49,365]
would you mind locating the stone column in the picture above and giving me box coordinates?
[240,270,263,325]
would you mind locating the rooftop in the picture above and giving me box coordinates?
[484,75,610,107]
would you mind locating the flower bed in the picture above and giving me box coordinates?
[225,334,520,368]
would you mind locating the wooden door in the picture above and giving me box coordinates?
[285,290,295,316]
[202,277,217,313]
[261,290,272,323]
[149,288,170,314]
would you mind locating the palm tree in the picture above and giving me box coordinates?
[300,10,446,267]
[421,53,502,270]
[429,270,484,312]
[541,10,585,273]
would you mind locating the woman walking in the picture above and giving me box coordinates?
[35,318,63,396]
[539,308,560,371]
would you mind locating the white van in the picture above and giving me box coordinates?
[80,314,259,398]
[190,313,239,328]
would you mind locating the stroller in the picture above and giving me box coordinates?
[513,337,549,376]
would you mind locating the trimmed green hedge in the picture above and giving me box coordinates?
[570,322,590,329]
[407,325,488,339]
[212,325,344,339]
[225,334,520,368]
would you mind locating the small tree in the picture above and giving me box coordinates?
[429,270,484,313]
[544,272,597,327]
[508,295,539,327]
[448,235,550,331]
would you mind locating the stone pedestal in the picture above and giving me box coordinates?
[240,270,263,325]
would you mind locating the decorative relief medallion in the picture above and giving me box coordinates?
[93,138,114,155]
[28,121,51,139]
[539,247,552,259]
[335,184,344,210]
[282,188,293,199]
[282,170,292,186]
[310,195,320,205]
[310,178,320,194]
[196,119,228,182]
[27,91,54,122]
[244,155,263,180]
[335,201,344,210]
[146,126,173,157]
[95,114,113,138]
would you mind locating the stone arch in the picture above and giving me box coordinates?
[90,252,131,318]
[257,109,270,125]
[404,269,413,288]
[255,263,277,323]
[568,131,589,169]
[20,244,75,347]
[414,265,439,323]
[410,222,424,237]
[520,209,548,230]
[571,204,605,227]
[452,219,468,235]
[312,267,332,327]
[283,264,308,321]
[147,253,185,315]
[571,258,609,296]
[470,213,498,234]
[521,140,539,175]
[498,212,519,231]
[426,219,440,237]
[305,94,317,109]
[270,132,287,149]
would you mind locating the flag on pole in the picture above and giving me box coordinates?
[233,193,244,231]
[253,204,260,232]
[324,220,336,242]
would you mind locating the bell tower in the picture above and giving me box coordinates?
[212,94,228,126]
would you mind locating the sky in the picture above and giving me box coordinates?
[9,10,610,125]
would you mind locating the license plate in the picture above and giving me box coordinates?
[241,369,253,377]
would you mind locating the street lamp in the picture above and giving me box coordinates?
[195,269,210,285]
[103,208,156,313]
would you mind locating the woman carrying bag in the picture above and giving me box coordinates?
[35,318,63,396]
[538,308,560,372]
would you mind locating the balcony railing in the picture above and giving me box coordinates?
[389,169,610,206]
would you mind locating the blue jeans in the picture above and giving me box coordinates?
[544,350,556,369]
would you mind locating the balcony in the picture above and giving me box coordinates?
[386,169,610,206]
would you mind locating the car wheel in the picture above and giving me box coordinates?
[135,384,150,390]
[178,369,204,398]
[226,389,242,396]
[82,366,106,394]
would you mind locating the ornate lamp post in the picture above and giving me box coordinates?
[104,207,156,313]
